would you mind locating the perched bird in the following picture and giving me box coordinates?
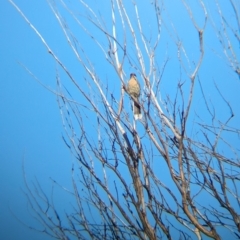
[127,73,142,120]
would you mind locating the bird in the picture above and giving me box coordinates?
[127,73,142,120]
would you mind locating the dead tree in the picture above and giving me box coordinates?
[10,0,240,239]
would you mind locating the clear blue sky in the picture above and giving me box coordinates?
[0,0,239,239]
[0,1,73,239]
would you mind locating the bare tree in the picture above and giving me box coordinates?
[9,0,240,239]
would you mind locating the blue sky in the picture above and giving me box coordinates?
[0,1,72,239]
[1,0,239,239]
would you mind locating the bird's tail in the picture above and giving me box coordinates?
[134,103,142,120]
